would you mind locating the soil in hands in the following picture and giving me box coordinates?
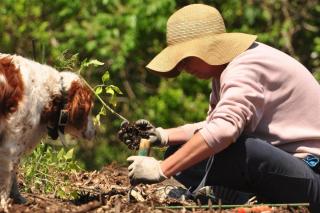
[117,121,150,150]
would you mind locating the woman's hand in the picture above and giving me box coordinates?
[127,156,167,185]
[118,119,168,148]
[135,119,168,147]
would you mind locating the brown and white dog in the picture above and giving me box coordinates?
[0,53,95,207]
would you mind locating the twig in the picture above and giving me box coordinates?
[27,193,57,204]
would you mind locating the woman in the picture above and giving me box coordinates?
[118,4,320,211]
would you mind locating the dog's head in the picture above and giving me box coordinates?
[0,53,96,141]
[41,71,95,141]
[58,72,95,140]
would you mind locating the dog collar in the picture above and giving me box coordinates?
[47,76,68,140]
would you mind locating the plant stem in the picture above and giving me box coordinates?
[81,77,128,122]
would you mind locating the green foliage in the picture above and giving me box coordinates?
[136,72,211,127]
[21,143,82,199]
[55,52,124,125]
[79,58,124,124]
[1,0,319,169]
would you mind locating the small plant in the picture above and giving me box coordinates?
[56,51,126,125]
[79,59,126,126]
[21,143,82,199]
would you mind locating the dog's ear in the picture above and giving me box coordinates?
[66,80,92,129]
[0,54,24,119]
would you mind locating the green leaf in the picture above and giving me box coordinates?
[100,106,107,116]
[110,96,117,107]
[94,107,107,126]
[105,86,115,96]
[57,149,64,160]
[110,85,123,94]
[56,187,66,199]
[94,114,101,126]
[102,71,110,83]
[70,190,80,200]
[64,148,74,160]
[95,86,103,95]
[26,166,33,177]
[82,59,104,68]
[78,58,88,74]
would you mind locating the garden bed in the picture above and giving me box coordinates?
[7,164,310,213]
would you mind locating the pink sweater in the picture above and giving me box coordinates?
[180,42,320,158]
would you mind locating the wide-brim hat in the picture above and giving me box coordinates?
[146,4,257,78]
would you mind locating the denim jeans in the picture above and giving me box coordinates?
[164,137,320,211]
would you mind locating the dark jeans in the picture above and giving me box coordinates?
[164,137,320,211]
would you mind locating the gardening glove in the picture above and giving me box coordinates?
[127,156,167,185]
[135,119,169,147]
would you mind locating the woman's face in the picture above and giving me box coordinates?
[176,57,225,79]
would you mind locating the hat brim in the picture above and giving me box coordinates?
[146,33,257,78]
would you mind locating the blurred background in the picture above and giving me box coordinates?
[1,0,319,170]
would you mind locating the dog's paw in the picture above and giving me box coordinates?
[10,175,27,204]
[11,193,27,204]
[10,188,27,204]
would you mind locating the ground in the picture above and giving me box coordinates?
[5,164,311,213]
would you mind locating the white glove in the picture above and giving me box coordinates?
[135,119,169,147]
[127,156,167,185]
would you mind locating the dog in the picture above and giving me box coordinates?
[0,53,95,207]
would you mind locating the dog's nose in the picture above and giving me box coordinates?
[83,126,96,140]
[83,117,97,140]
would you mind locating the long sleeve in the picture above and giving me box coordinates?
[175,121,207,141]
[199,61,265,154]
[171,42,320,158]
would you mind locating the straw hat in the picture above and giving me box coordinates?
[146,4,257,77]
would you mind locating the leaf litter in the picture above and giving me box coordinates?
[6,164,311,213]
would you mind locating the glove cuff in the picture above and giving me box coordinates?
[158,161,168,180]
[156,127,169,147]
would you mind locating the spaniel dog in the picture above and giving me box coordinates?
[0,53,95,207]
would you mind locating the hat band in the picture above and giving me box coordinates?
[167,18,226,45]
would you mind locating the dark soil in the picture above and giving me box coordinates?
[6,164,311,213]
[117,121,151,150]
